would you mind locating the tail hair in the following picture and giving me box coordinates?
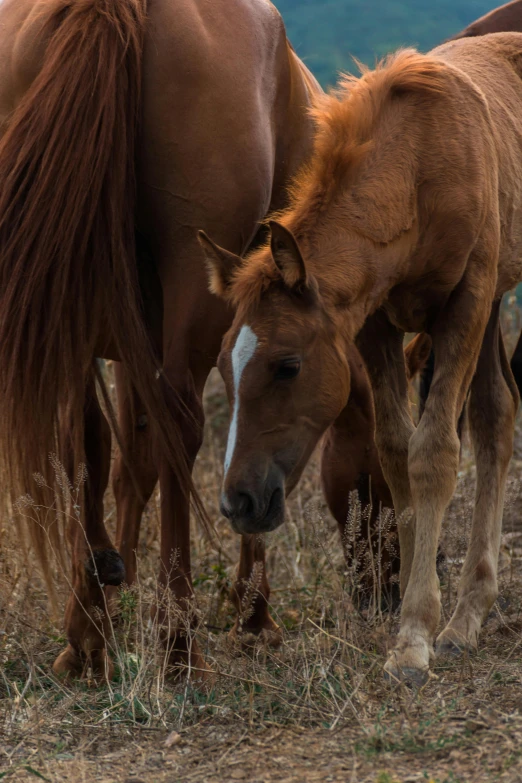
[0,0,209,587]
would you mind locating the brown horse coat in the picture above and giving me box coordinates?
[452,0,522,38]
[203,33,522,684]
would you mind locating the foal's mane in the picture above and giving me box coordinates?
[230,49,446,313]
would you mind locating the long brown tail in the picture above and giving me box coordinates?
[0,0,206,584]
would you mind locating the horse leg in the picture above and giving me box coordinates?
[111,362,158,592]
[153,350,215,681]
[436,302,518,654]
[371,275,492,683]
[229,534,282,647]
[356,313,416,597]
[320,351,399,608]
[53,374,124,680]
[418,346,467,439]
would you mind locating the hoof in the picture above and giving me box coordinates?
[384,658,429,688]
[52,644,114,682]
[435,630,476,659]
[383,636,432,688]
[229,616,283,650]
[86,549,126,587]
[104,585,122,621]
[165,637,216,687]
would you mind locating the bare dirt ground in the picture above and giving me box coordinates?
[2,310,522,782]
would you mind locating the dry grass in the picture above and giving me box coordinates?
[2,310,522,782]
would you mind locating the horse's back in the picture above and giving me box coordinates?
[451,0,522,39]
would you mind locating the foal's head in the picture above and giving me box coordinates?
[200,49,446,533]
[199,223,352,533]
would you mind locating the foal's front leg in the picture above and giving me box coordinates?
[381,286,490,683]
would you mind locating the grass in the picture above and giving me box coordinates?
[2,311,522,781]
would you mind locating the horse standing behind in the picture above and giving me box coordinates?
[202,33,522,684]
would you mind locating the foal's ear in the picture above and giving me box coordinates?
[269,221,307,289]
[198,231,242,297]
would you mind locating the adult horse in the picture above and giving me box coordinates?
[0,0,326,680]
[201,33,522,684]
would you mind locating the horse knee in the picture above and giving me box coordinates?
[408,418,460,508]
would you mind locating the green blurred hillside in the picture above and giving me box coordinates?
[274,0,496,86]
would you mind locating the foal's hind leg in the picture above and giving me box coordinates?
[53,374,124,680]
[436,302,518,655]
[320,358,399,606]
[229,535,282,648]
[356,313,416,596]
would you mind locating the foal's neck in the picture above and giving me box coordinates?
[311,224,417,344]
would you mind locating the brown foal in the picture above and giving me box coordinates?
[202,35,522,684]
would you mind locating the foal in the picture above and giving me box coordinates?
[201,35,522,683]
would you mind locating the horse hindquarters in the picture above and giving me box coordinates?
[0,0,203,678]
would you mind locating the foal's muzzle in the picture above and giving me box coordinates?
[220,466,285,534]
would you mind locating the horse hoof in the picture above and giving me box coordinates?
[86,549,126,587]
[383,660,429,688]
[435,631,475,659]
[166,638,216,687]
[229,619,283,651]
[52,644,84,679]
[52,644,114,682]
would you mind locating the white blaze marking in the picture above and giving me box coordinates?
[224,325,258,476]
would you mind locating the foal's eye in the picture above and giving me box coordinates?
[274,359,301,381]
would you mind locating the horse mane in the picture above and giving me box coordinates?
[293,49,446,228]
[228,49,447,313]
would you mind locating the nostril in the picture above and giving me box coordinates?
[220,490,256,521]
[220,497,232,519]
[236,492,254,519]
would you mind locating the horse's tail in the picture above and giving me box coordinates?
[0,0,206,585]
